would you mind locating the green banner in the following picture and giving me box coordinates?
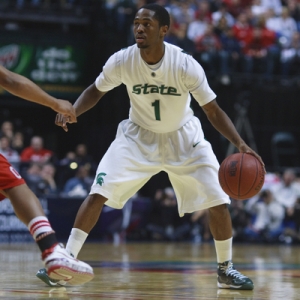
[0,40,88,97]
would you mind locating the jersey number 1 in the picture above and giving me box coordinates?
[152,100,161,121]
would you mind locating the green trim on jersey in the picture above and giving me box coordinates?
[181,50,191,55]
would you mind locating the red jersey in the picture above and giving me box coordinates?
[20,147,53,163]
[233,23,252,46]
[242,27,277,55]
[0,154,25,200]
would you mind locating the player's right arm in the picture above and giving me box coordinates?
[74,83,106,117]
[55,52,121,132]
[55,84,106,132]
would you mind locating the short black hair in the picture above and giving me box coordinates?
[138,4,170,28]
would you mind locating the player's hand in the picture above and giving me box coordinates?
[238,143,266,173]
[55,113,71,132]
[53,99,77,124]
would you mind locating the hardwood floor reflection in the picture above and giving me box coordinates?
[0,242,299,299]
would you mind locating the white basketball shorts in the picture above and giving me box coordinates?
[90,116,230,216]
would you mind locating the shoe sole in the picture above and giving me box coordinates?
[36,269,66,287]
[48,265,94,286]
[217,281,254,290]
[36,274,60,286]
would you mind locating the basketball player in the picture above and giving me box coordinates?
[37,4,264,289]
[0,65,94,285]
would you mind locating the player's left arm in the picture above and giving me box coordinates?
[0,65,76,123]
[202,99,265,167]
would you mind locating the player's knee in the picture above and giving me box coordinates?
[87,193,107,207]
[209,204,228,216]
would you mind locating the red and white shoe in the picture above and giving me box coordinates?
[42,244,94,286]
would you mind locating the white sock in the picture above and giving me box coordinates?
[66,228,88,258]
[214,237,232,263]
[28,216,54,240]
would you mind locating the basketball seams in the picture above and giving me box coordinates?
[241,155,258,199]
[238,153,244,199]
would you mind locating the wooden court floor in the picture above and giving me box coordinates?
[0,242,299,300]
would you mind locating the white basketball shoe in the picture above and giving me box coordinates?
[41,243,94,286]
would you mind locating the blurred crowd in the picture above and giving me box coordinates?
[3,0,300,85]
[105,0,300,86]
[0,120,97,199]
[1,119,300,245]
[3,0,92,11]
[145,169,300,245]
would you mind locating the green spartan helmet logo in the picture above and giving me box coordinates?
[96,172,107,186]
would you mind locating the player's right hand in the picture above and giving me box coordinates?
[55,113,70,132]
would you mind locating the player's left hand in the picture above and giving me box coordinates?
[238,143,266,173]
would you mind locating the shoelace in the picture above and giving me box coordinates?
[220,262,247,279]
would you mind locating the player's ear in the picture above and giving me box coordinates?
[160,25,168,38]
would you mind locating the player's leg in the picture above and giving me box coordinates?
[208,204,253,290]
[36,193,106,286]
[36,119,161,285]
[2,183,45,224]
[169,171,253,290]
[73,194,107,233]
[2,184,94,286]
[66,193,108,258]
[62,119,161,257]
[165,117,253,290]
[208,204,232,241]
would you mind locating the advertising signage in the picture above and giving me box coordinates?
[0,36,88,98]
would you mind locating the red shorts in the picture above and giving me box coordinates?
[0,154,25,200]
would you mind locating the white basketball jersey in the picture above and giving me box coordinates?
[95,42,216,133]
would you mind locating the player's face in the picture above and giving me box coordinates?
[133,9,166,49]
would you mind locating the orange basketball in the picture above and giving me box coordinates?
[218,153,265,200]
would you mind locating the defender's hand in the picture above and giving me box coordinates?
[55,113,71,132]
[53,100,77,124]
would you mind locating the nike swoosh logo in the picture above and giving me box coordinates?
[193,142,200,148]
